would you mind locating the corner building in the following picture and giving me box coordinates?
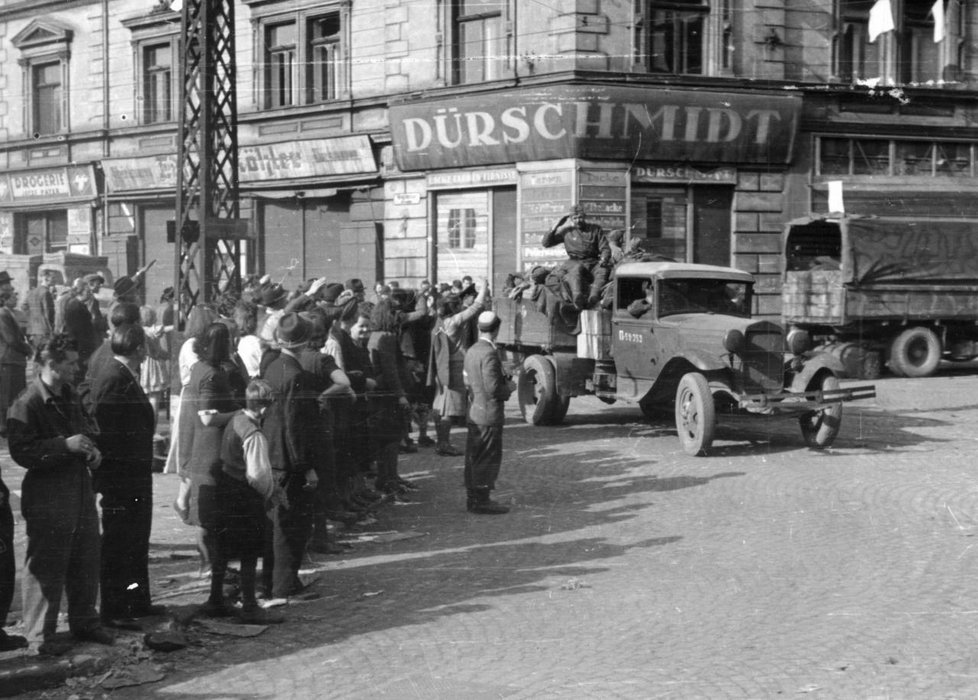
[0,0,976,317]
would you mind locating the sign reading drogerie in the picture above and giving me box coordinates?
[390,85,800,171]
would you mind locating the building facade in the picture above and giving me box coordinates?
[0,0,975,315]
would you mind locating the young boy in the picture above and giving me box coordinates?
[211,379,288,623]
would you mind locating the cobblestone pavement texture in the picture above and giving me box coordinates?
[6,368,978,698]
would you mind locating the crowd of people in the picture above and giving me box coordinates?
[0,264,516,657]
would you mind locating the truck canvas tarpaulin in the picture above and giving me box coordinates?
[841,218,978,286]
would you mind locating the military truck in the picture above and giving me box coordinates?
[782,215,978,378]
[495,261,875,455]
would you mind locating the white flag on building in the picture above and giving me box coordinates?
[868,0,896,43]
[828,181,845,214]
[933,0,945,42]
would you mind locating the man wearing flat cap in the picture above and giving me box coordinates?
[261,312,321,601]
[461,311,514,514]
[542,205,611,310]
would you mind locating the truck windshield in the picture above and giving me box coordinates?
[658,279,750,318]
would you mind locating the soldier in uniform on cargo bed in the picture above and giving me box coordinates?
[543,205,611,310]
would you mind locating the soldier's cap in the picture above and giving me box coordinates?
[0,271,11,286]
[477,310,501,333]
[84,273,105,285]
[274,312,311,349]
[569,205,585,217]
[344,278,365,294]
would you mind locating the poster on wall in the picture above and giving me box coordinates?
[520,169,573,270]
[0,212,11,254]
[67,207,92,253]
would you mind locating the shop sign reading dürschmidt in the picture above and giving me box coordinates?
[389,85,800,171]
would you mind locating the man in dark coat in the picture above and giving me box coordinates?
[63,282,100,374]
[261,313,321,601]
[542,205,611,309]
[91,324,164,628]
[7,334,113,655]
[23,268,56,348]
[462,311,513,515]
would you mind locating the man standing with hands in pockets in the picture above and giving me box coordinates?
[462,311,515,515]
[7,334,114,655]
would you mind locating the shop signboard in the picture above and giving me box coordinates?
[0,165,97,204]
[391,85,800,171]
[102,136,378,192]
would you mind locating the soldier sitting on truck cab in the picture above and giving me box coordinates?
[543,206,611,310]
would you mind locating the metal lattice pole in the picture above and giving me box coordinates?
[174,0,241,320]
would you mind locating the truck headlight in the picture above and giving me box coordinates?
[723,329,746,354]
[786,328,812,355]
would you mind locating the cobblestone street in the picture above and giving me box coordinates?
[9,368,978,698]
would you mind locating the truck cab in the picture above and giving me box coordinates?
[497,261,875,455]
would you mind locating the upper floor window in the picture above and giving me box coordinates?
[265,22,296,108]
[637,1,730,76]
[818,136,975,177]
[253,4,349,109]
[32,63,63,135]
[122,8,180,126]
[12,19,72,137]
[648,0,707,74]
[452,0,505,84]
[836,0,963,85]
[142,42,175,124]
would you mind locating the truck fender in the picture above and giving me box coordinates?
[672,350,728,373]
[789,353,845,393]
[550,352,592,398]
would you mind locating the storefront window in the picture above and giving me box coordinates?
[631,188,688,261]
[447,208,477,249]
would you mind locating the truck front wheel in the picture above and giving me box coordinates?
[888,327,941,377]
[674,373,716,456]
[799,372,843,449]
[518,355,569,426]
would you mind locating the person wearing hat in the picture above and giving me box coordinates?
[542,205,611,310]
[296,309,359,549]
[256,283,289,345]
[462,311,514,514]
[63,279,102,375]
[83,274,108,339]
[343,279,365,303]
[0,271,13,293]
[261,312,322,602]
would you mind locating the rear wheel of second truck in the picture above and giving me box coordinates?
[888,327,941,378]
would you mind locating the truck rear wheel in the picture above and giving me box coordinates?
[518,355,569,426]
[674,373,716,456]
[888,327,941,378]
[799,372,843,449]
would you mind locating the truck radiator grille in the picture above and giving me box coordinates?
[741,329,784,392]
